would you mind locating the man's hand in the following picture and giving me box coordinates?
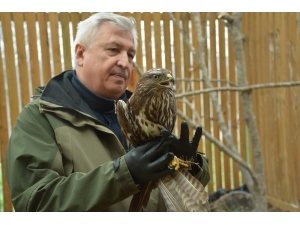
[124,136,175,185]
[161,121,202,161]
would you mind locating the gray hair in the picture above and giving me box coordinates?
[73,12,138,49]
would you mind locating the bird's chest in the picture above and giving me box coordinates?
[131,90,176,135]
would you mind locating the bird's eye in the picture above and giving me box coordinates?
[153,75,159,80]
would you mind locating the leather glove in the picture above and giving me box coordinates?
[124,136,175,185]
[160,121,202,161]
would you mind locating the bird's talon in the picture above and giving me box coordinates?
[168,156,189,170]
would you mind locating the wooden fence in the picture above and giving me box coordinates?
[0,12,299,212]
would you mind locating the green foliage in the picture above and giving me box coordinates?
[0,163,3,212]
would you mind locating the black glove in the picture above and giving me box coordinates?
[160,121,202,161]
[124,136,175,185]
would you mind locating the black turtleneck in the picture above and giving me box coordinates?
[71,70,128,150]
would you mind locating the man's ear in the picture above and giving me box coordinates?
[75,43,85,67]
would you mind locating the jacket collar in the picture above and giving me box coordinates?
[40,70,132,117]
[71,71,127,113]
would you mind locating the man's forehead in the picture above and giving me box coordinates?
[97,24,135,48]
[99,22,133,39]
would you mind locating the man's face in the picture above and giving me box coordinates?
[75,22,136,99]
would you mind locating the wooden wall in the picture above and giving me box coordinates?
[0,12,299,212]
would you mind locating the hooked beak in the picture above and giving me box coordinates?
[159,74,175,89]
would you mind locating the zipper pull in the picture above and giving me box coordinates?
[114,100,117,114]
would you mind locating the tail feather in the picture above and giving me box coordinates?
[158,168,210,212]
[157,176,186,211]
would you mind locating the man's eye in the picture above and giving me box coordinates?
[128,53,134,59]
[109,48,118,52]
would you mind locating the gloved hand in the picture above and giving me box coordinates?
[124,136,175,185]
[160,121,202,161]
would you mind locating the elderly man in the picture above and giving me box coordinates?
[5,12,210,211]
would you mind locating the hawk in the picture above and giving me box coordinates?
[117,68,210,212]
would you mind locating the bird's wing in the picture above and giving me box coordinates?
[157,176,186,211]
[116,99,140,147]
[157,168,210,212]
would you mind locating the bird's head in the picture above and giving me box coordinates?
[138,68,175,90]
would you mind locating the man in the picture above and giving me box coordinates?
[5,12,210,211]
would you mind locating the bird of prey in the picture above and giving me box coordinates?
[116,68,210,212]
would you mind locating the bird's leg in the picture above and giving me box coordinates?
[168,156,189,170]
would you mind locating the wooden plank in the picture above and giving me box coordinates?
[279,12,293,205]
[190,12,213,190]
[120,13,138,90]
[287,12,297,79]
[196,12,213,193]
[190,13,202,152]
[122,12,132,19]
[254,12,268,192]
[127,67,138,92]
[133,12,144,73]
[260,12,272,198]
[286,12,299,207]
[273,12,286,202]
[209,12,222,191]
[267,196,300,212]
[261,13,273,198]
[228,14,240,188]
[37,12,51,84]
[182,13,193,131]
[255,13,274,202]
[48,12,62,75]
[267,12,278,198]
[251,11,259,171]
[209,13,223,191]
[281,12,293,204]
[0,12,15,212]
[1,12,19,128]
[25,12,40,93]
[162,12,172,71]
[242,13,251,170]
[251,12,264,160]
[190,12,202,147]
[12,12,30,106]
[80,12,92,21]
[0,30,12,212]
[218,15,231,189]
[143,12,153,70]
[297,13,300,82]
[70,12,81,45]
[153,12,162,68]
[292,12,300,208]
[172,12,183,137]
[59,12,73,70]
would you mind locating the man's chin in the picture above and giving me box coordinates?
[108,86,127,99]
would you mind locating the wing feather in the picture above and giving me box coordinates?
[116,100,140,147]
[172,168,210,211]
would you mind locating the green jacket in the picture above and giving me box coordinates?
[5,70,210,212]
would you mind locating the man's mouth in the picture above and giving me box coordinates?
[112,73,126,79]
[110,68,128,80]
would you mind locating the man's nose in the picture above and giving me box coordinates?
[117,51,131,68]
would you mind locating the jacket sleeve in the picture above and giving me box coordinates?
[5,101,139,212]
[193,153,210,187]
